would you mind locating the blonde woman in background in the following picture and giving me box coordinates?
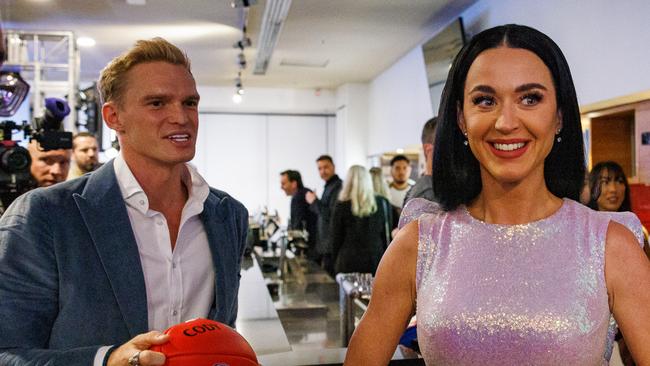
[370,167,391,201]
[331,165,391,275]
[370,166,399,238]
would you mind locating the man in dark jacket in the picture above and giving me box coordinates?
[280,169,318,260]
[306,155,343,276]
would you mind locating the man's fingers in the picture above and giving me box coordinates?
[138,349,166,366]
[132,331,169,347]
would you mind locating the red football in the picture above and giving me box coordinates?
[151,318,258,366]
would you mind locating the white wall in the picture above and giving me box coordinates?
[367,46,434,157]
[197,86,336,114]
[335,83,369,172]
[460,0,650,106]
[194,113,331,224]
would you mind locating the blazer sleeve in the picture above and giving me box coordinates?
[0,192,100,366]
[225,198,249,328]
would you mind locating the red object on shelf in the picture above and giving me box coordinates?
[150,318,258,366]
[629,184,650,229]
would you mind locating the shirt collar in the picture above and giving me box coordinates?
[113,154,210,216]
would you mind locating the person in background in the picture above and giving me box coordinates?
[370,166,398,237]
[587,161,631,213]
[387,155,413,209]
[403,117,438,205]
[330,165,390,275]
[280,169,318,260]
[67,132,100,180]
[28,139,71,187]
[0,38,248,366]
[305,155,343,276]
[588,160,650,366]
[345,24,650,365]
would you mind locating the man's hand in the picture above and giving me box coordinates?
[305,191,317,204]
[107,331,169,366]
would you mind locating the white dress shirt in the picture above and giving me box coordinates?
[94,155,214,365]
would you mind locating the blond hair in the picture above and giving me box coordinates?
[98,37,191,104]
[369,167,391,201]
[339,165,377,218]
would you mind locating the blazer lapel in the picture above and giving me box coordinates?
[73,161,148,337]
[201,192,236,323]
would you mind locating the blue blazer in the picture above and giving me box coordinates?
[0,161,248,365]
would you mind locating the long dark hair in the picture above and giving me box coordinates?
[432,24,585,211]
[587,161,631,212]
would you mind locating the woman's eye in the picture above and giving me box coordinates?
[521,93,543,106]
[471,95,495,107]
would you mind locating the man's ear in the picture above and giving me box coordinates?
[102,102,123,133]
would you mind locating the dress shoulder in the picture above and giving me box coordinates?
[399,197,442,229]
[572,201,645,248]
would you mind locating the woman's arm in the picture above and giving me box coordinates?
[606,221,650,365]
[343,220,418,365]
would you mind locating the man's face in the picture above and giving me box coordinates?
[280,174,297,196]
[391,160,411,184]
[28,142,71,187]
[102,61,200,170]
[73,136,99,173]
[317,160,335,181]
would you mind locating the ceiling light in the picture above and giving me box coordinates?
[396,148,405,154]
[253,0,292,75]
[231,0,257,8]
[232,93,243,104]
[76,37,96,47]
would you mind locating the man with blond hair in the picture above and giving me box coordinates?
[0,38,248,366]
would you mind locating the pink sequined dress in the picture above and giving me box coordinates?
[399,198,643,365]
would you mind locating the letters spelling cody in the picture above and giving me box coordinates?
[182,323,222,337]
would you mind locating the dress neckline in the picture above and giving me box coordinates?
[460,198,570,228]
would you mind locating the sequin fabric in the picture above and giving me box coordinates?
[399,198,643,366]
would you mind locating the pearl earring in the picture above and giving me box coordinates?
[556,128,562,143]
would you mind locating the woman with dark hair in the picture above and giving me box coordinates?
[588,161,648,366]
[588,161,631,212]
[345,24,650,365]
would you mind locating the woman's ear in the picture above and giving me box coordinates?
[457,103,467,135]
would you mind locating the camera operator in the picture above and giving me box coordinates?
[28,140,71,187]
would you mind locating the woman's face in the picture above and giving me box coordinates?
[459,47,561,186]
[596,169,626,211]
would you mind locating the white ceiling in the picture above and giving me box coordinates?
[1,0,476,89]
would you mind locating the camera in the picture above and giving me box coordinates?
[0,69,73,209]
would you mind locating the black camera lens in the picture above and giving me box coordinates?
[1,146,31,172]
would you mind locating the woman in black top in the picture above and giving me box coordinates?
[331,165,390,275]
